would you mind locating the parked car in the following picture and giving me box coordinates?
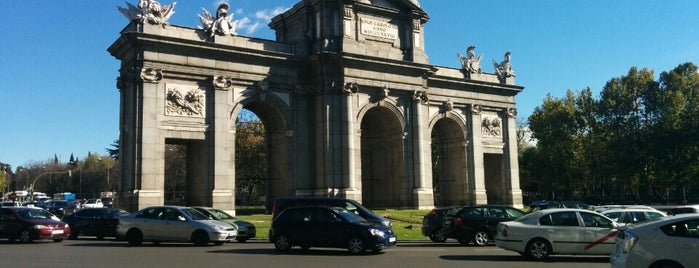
[0,207,70,243]
[272,197,391,227]
[269,206,397,254]
[528,200,589,212]
[83,198,104,209]
[116,206,237,246]
[593,204,656,213]
[191,206,256,242]
[494,208,619,260]
[46,200,78,218]
[421,207,455,242]
[100,197,114,208]
[62,208,130,239]
[442,205,526,246]
[665,205,699,215]
[611,214,699,268]
[600,208,666,226]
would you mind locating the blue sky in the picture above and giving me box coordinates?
[1,0,697,170]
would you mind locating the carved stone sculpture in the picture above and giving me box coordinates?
[166,86,205,117]
[118,0,176,26]
[457,46,482,74]
[493,51,515,82]
[199,3,239,37]
[482,116,502,138]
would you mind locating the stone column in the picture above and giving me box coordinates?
[211,76,235,212]
[341,83,361,200]
[135,68,165,209]
[469,104,488,204]
[504,108,524,208]
[411,90,433,209]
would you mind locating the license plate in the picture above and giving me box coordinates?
[389,237,396,243]
[52,230,64,235]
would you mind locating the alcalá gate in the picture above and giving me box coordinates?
[109,0,524,214]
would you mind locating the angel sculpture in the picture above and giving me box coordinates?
[457,46,482,74]
[199,3,239,37]
[117,0,176,26]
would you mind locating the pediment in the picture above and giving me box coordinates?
[359,0,427,17]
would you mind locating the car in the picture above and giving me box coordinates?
[62,208,130,240]
[421,207,455,242]
[272,197,391,227]
[528,200,589,212]
[83,198,104,209]
[494,208,619,260]
[0,207,71,243]
[116,205,237,246]
[269,206,397,254]
[600,208,666,226]
[46,200,78,218]
[100,197,114,208]
[611,214,699,268]
[191,206,256,242]
[593,204,656,213]
[441,205,526,246]
[665,204,699,215]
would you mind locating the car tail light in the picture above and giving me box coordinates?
[455,217,463,225]
[502,225,509,237]
[620,230,639,253]
[430,209,438,216]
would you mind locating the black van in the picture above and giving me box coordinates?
[271,197,391,227]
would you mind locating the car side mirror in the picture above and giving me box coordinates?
[178,215,186,221]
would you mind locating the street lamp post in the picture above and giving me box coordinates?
[29,170,71,201]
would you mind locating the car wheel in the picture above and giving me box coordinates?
[274,235,291,252]
[53,239,63,242]
[650,260,683,268]
[96,235,105,240]
[236,237,248,243]
[126,229,143,246]
[18,229,33,243]
[472,230,490,246]
[348,237,365,254]
[192,230,210,246]
[429,229,448,242]
[526,238,551,261]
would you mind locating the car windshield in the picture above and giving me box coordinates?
[338,210,366,223]
[17,209,55,220]
[207,209,234,220]
[86,199,97,204]
[107,209,130,217]
[181,207,209,220]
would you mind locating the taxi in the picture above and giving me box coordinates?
[494,208,619,260]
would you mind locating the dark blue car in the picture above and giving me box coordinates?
[269,206,396,254]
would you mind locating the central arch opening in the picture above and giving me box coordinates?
[360,106,405,208]
[431,118,468,206]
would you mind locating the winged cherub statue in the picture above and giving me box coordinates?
[199,3,239,37]
[118,0,176,26]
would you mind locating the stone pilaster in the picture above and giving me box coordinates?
[469,105,488,205]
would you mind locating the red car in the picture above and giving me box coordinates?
[0,207,70,243]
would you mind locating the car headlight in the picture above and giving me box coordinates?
[369,228,385,237]
[213,225,227,231]
[34,225,49,230]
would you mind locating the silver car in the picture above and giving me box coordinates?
[116,206,237,246]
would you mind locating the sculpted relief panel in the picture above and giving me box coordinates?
[165,84,205,117]
[481,113,502,138]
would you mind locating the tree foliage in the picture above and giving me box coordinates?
[521,62,699,204]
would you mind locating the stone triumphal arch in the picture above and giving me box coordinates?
[109,0,524,213]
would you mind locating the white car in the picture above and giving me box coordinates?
[83,198,104,208]
[116,206,237,246]
[611,214,699,268]
[494,208,619,260]
[601,208,666,226]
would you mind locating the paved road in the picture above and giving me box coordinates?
[0,239,612,268]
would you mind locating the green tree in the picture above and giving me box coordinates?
[235,111,267,205]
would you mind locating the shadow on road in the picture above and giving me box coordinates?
[440,254,609,263]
